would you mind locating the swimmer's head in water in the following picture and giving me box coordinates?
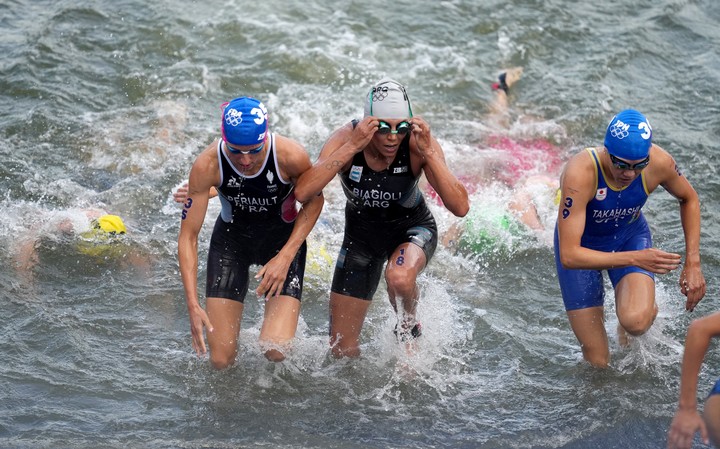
[92,214,127,235]
[221,97,269,146]
[604,109,652,160]
[78,214,128,257]
[364,78,413,119]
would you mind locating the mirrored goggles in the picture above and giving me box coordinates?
[377,121,412,135]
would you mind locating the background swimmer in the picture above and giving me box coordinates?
[12,207,148,281]
[436,67,565,257]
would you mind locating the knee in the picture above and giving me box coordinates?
[259,338,290,362]
[264,348,286,363]
[209,353,236,370]
[704,396,720,446]
[385,267,416,295]
[618,310,655,336]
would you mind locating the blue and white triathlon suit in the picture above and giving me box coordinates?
[554,148,653,311]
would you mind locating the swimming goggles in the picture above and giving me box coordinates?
[377,121,412,135]
[609,153,650,170]
[225,140,265,155]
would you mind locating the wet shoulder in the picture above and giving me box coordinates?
[274,134,311,180]
[643,144,677,191]
[560,148,598,199]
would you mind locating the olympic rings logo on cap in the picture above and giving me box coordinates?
[225,108,244,127]
[225,106,267,128]
[372,86,389,102]
[609,121,630,140]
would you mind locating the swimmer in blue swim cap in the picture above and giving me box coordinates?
[178,95,324,368]
[554,109,705,368]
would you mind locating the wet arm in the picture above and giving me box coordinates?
[677,313,720,412]
[668,313,720,448]
[556,158,669,271]
[255,141,326,298]
[283,192,324,259]
[177,186,210,310]
[659,151,706,307]
[177,149,216,312]
[295,118,377,203]
[421,136,469,217]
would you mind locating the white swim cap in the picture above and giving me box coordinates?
[363,78,413,119]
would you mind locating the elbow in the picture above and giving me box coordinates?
[559,252,579,270]
[295,187,321,206]
[444,195,469,217]
[294,184,312,204]
[690,313,719,338]
[453,201,470,218]
[294,174,321,204]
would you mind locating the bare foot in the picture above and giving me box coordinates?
[488,66,524,127]
[502,67,524,89]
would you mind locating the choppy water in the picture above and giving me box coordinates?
[2,0,720,448]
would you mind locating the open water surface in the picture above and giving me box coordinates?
[2,0,720,448]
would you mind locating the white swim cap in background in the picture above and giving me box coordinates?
[363,78,413,119]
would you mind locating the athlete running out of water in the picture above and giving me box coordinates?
[178,96,323,368]
[554,109,706,368]
[294,79,469,357]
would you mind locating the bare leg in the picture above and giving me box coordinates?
[259,295,301,362]
[614,272,657,336]
[508,188,543,231]
[385,243,427,340]
[617,322,630,347]
[567,306,610,368]
[329,292,371,358]
[487,67,524,128]
[441,221,464,251]
[206,297,244,370]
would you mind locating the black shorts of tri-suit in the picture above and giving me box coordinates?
[330,203,437,301]
[205,215,306,302]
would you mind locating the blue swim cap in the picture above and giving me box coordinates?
[604,109,653,160]
[221,97,268,146]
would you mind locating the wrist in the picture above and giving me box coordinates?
[678,397,698,410]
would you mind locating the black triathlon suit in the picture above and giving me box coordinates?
[331,120,438,300]
[206,134,306,302]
